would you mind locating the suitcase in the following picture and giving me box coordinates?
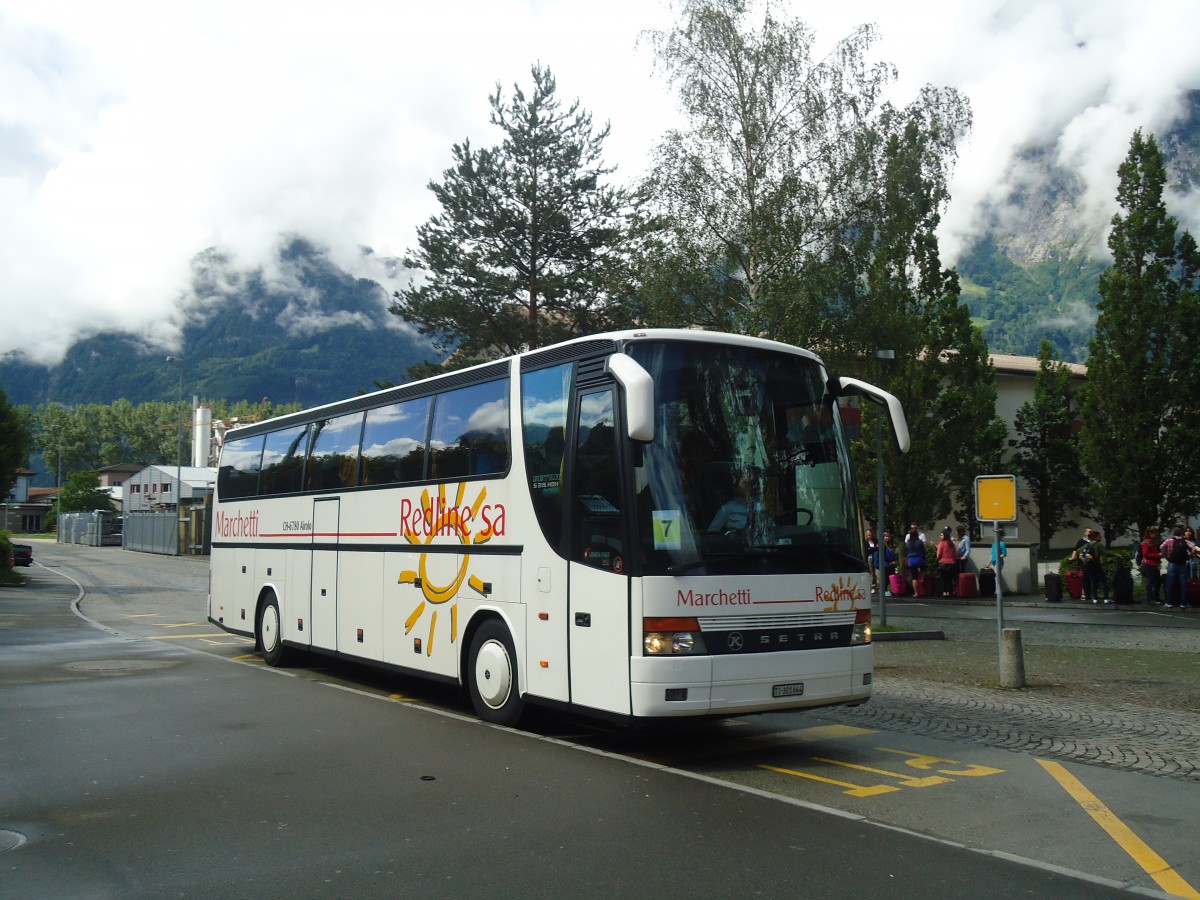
[1188,578,1200,606]
[888,573,909,596]
[957,572,979,598]
[979,567,997,596]
[1043,572,1061,602]
[1065,569,1084,599]
[914,573,936,598]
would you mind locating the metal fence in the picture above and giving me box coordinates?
[123,511,180,555]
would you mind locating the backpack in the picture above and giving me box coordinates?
[1135,543,1144,566]
[1168,537,1190,565]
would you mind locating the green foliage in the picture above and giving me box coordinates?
[1009,340,1086,549]
[57,471,115,514]
[0,385,32,500]
[392,64,657,373]
[1079,130,1200,540]
[0,532,12,570]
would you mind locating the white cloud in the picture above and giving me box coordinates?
[1,0,1198,365]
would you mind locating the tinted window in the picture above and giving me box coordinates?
[429,380,510,480]
[361,397,430,485]
[306,412,364,491]
[217,433,264,500]
[522,364,571,544]
[259,425,309,496]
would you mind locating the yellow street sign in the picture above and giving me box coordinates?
[975,475,1017,522]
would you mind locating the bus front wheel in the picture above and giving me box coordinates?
[258,593,291,667]
[467,620,524,727]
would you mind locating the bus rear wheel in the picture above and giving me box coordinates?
[467,620,524,727]
[258,593,291,667]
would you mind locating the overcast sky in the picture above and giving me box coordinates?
[3,0,1200,365]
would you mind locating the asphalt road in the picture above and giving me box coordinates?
[3,542,1196,898]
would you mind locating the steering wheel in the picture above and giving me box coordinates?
[774,507,814,527]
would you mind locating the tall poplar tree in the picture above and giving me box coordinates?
[1010,339,1085,550]
[392,64,654,371]
[1080,129,1200,539]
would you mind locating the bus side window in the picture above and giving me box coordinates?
[429,380,509,481]
[573,388,622,570]
[306,412,364,491]
[259,425,309,496]
[522,364,571,547]
[217,433,264,499]
[361,397,430,485]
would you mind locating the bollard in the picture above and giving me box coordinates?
[1000,627,1026,689]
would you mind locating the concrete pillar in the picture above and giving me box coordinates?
[1000,627,1026,689]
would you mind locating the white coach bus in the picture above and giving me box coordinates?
[208,329,909,726]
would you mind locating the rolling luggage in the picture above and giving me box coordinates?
[957,572,979,598]
[888,573,909,596]
[1043,572,1061,602]
[1065,569,1084,599]
[914,574,936,598]
[1189,578,1200,606]
[978,567,997,596]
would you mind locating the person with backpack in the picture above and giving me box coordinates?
[1139,525,1163,605]
[1072,528,1108,603]
[1160,526,1195,609]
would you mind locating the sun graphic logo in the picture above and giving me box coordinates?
[398,482,502,656]
[815,576,866,611]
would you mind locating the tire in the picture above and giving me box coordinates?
[467,620,524,726]
[257,593,291,667]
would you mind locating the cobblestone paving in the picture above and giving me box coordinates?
[822,615,1200,782]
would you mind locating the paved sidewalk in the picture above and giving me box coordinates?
[825,601,1200,782]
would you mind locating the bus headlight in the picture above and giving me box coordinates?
[851,609,872,644]
[643,617,708,655]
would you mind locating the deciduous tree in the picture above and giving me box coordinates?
[0,386,31,500]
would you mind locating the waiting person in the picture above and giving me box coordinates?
[990,537,1007,571]
[865,528,879,593]
[1160,526,1195,609]
[903,523,926,589]
[873,532,898,595]
[1073,528,1108,603]
[955,525,971,578]
[1140,526,1163,605]
[936,526,958,597]
[1186,527,1200,583]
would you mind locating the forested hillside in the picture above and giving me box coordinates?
[0,239,433,409]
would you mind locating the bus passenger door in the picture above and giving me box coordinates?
[567,386,632,715]
[311,498,339,650]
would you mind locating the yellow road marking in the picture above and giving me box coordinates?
[810,756,951,787]
[123,614,161,619]
[876,748,1004,777]
[158,622,204,628]
[1038,759,1200,900]
[758,763,898,797]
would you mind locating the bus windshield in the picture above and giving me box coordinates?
[627,340,865,577]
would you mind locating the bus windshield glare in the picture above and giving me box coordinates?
[628,340,864,577]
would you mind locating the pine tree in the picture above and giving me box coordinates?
[1080,129,1200,539]
[392,65,655,372]
[1010,340,1085,550]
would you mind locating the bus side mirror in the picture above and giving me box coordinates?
[836,376,911,454]
[606,353,655,443]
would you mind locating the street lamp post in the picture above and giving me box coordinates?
[875,349,895,627]
[166,356,184,554]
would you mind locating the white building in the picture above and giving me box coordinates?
[125,465,217,512]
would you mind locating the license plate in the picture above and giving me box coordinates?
[772,682,804,698]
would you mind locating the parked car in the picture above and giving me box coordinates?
[11,543,33,567]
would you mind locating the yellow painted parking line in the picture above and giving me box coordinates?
[233,654,264,663]
[809,756,951,788]
[158,622,204,628]
[1038,759,1200,900]
[876,748,1004,777]
[759,763,898,797]
[123,614,162,619]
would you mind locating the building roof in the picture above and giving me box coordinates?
[136,465,218,489]
[990,353,1087,377]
